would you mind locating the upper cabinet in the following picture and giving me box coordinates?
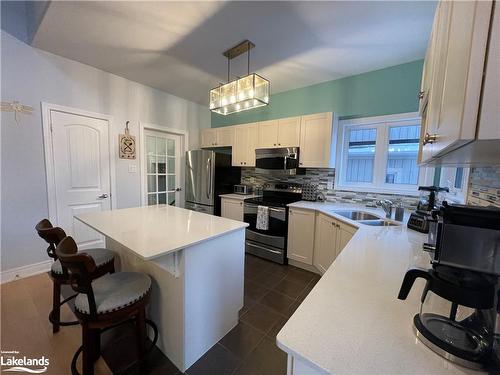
[299,112,338,168]
[258,117,301,148]
[419,1,499,165]
[201,127,234,148]
[202,112,337,168]
[232,123,258,167]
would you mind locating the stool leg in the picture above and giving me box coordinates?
[136,308,147,358]
[51,280,61,333]
[82,324,96,375]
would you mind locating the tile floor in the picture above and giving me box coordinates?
[0,254,320,375]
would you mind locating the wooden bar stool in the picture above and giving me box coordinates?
[35,219,116,333]
[55,236,157,375]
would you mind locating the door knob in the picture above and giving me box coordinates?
[97,194,109,199]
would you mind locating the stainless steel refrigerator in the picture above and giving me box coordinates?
[185,150,241,215]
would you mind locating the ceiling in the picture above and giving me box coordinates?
[31,1,436,106]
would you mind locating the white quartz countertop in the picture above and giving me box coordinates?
[219,193,260,200]
[277,201,480,375]
[75,205,248,260]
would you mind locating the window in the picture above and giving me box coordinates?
[336,113,422,194]
[432,166,469,203]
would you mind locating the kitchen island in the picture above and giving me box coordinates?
[76,204,248,372]
[277,202,480,375]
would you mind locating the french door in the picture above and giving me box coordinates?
[144,129,182,206]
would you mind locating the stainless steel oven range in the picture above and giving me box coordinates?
[243,183,302,264]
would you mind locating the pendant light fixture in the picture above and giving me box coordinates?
[210,40,270,115]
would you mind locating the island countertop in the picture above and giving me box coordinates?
[277,201,480,375]
[76,205,248,260]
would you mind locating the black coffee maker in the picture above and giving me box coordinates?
[407,186,449,233]
[399,203,500,370]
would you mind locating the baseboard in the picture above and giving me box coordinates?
[288,259,321,275]
[0,259,52,284]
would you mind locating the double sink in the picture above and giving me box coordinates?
[332,210,399,226]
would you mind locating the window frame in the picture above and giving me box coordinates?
[335,112,424,195]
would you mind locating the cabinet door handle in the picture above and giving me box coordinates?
[417,90,425,100]
[422,133,438,145]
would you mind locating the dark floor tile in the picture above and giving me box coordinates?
[284,267,316,285]
[244,280,269,301]
[219,321,265,360]
[266,316,289,339]
[232,362,263,375]
[186,343,239,375]
[281,300,301,318]
[240,303,282,334]
[240,295,257,317]
[251,271,286,289]
[273,278,307,299]
[242,337,287,375]
[259,290,295,315]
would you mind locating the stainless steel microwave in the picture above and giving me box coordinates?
[255,148,303,175]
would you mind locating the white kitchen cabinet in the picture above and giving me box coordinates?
[287,355,328,375]
[313,213,356,275]
[419,1,497,164]
[221,197,244,221]
[258,120,279,148]
[201,127,234,148]
[232,123,258,167]
[299,112,338,168]
[313,212,338,274]
[258,117,301,148]
[287,208,315,265]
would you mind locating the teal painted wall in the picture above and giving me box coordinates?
[211,60,423,127]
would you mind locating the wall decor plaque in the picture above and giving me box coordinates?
[119,121,136,159]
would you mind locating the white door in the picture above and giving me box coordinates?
[144,129,182,206]
[51,110,111,249]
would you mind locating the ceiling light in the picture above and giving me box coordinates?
[210,40,270,116]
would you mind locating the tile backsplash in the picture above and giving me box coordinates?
[241,168,419,209]
[241,166,500,209]
[467,167,500,208]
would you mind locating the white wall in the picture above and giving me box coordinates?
[0,31,210,272]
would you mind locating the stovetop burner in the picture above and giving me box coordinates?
[245,183,302,208]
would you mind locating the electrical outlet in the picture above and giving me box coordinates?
[128,164,137,173]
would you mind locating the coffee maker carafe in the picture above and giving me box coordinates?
[399,203,500,370]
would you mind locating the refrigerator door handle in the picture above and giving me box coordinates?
[206,158,212,199]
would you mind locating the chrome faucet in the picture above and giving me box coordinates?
[376,200,394,219]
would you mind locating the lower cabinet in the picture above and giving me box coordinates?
[287,354,328,375]
[287,208,316,265]
[220,198,244,221]
[287,208,357,274]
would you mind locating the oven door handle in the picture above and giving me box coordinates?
[244,204,285,213]
[246,241,282,255]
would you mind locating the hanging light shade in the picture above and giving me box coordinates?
[210,41,270,115]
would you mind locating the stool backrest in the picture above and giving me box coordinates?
[56,236,98,316]
[35,219,66,259]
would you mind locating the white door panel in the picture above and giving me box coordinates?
[51,110,111,249]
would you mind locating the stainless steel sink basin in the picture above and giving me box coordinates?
[358,220,399,227]
[333,210,380,221]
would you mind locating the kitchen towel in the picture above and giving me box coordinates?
[256,205,269,231]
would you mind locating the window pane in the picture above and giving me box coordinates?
[346,128,376,183]
[147,155,156,173]
[147,175,156,192]
[147,194,157,205]
[454,167,464,189]
[157,137,167,155]
[385,125,420,185]
[167,157,175,174]
[146,136,156,156]
[158,175,166,192]
[158,193,166,204]
[168,175,176,191]
[157,156,166,174]
[167,139,175,156]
